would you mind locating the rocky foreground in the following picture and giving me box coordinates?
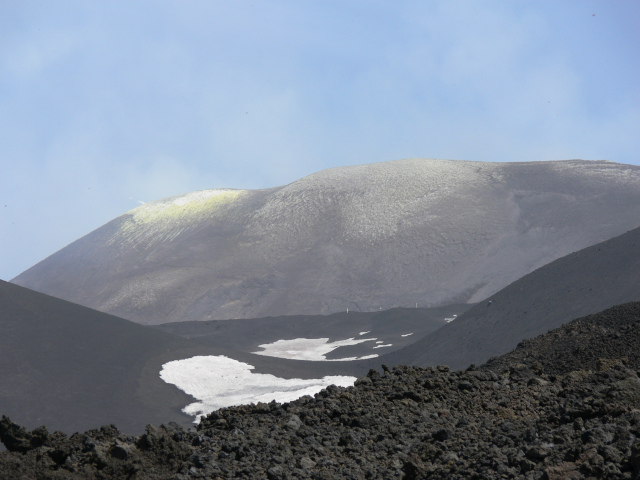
[2,303,640,479]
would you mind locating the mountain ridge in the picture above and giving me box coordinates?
[13,158,640,324]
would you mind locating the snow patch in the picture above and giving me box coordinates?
[358,331,370,335]
[254,337,378,361]
[160,355,357,423]
[401,333,414,337]
[373,344,393,349]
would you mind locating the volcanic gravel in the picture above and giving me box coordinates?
[3,303,640,479]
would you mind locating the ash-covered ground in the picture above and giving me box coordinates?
[2,302,640,479]
[483,302,640,376]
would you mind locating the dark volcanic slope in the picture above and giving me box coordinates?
[1,280,392,437]
[378,225,640,371]
[3,303,640,479]
[483,302,640,375]
[13,159,640,324]
[155,304,469,360]
[0,280,221,435]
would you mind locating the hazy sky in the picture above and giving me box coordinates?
[1,1,639,281]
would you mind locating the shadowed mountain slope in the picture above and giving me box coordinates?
[13,158,640,325]
[378,225,640,370]
[482,301,640,375]
[0,280,221,435]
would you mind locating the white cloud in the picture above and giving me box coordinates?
[1,30,76,78]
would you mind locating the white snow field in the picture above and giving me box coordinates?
[253,337,379,361]
[160,355,358,422]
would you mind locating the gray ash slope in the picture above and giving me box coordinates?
[376,224,640,371]
[13,159,640,325]
[3,303,640,479]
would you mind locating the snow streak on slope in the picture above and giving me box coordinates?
[253,337,378,361]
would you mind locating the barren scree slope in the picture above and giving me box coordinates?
[12,159,640,325]
[378,225,640,370]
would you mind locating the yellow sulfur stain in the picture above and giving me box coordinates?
[110,189,245,246]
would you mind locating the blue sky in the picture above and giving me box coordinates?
[1,0,639,280]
